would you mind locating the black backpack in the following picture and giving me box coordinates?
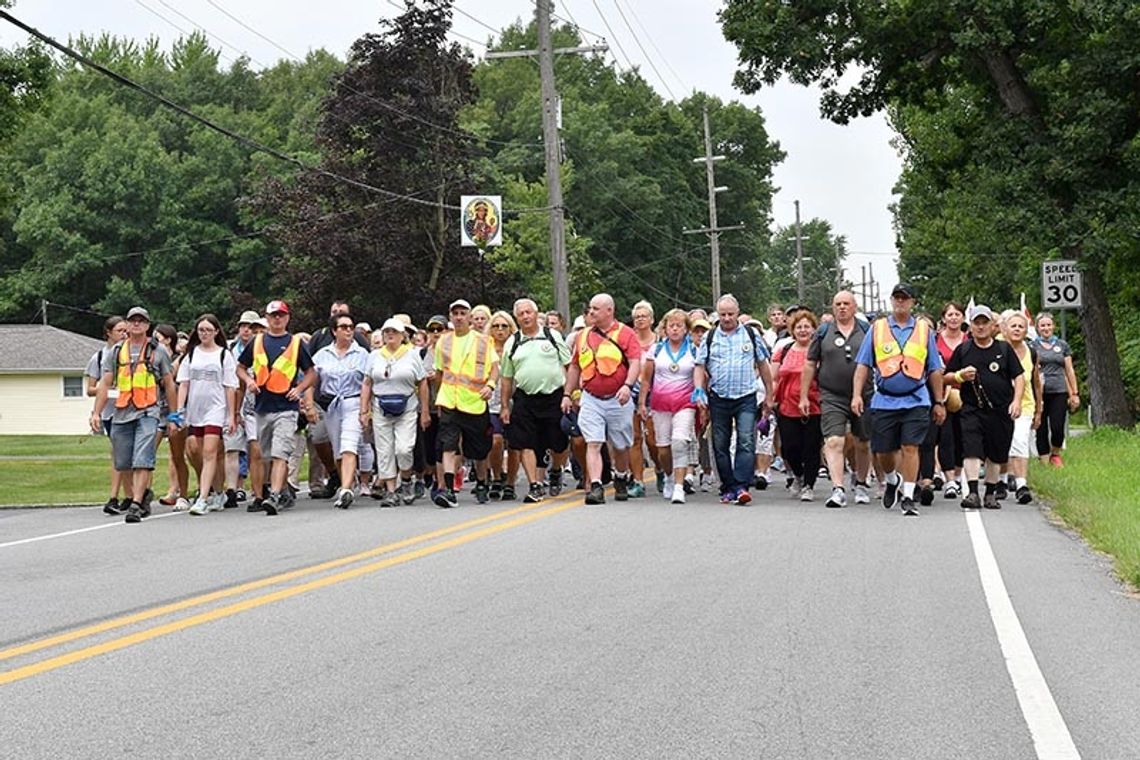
[705,322,765,368]
[508,325,556,360]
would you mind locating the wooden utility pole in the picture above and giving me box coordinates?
[486,4,605,319]
[794,200,805,304]
[684,105,743,302]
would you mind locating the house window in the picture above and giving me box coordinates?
[62,376,85,398]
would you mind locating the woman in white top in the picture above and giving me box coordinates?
[637,309,697,503]
[486,310,520,500]
[176,314,239,515]
[308,313,371,509]
[360,318,430,507]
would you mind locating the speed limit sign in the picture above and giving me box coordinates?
[1041,260,1082,309]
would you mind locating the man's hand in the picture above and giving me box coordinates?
[500,406,511,426]
[932,404,946,426]
[851,395,864,417]
[479,384,494,401]
[691,387,708,410]
[798,396,811,417]
[958,365,978,382]
[420,409,431,430]
[561,394,575,414]
[1009,401,1021,420]
[89,411,102,435]
[616,385,632,406]
[304,406,319,424]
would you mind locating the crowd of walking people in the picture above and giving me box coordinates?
[86,284,1080,523]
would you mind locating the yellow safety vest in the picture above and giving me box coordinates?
[114,340,158,409]
[436,331,494,414]
[873,317,929,381]
[252,334,301,394]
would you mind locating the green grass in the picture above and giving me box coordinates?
[1033,426,1140,589]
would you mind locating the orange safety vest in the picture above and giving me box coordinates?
[251,333,301,394]
[577,323,628,382]
[872,317,929,381]
[114,340,158,409]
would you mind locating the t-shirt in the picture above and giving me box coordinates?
[773,344,821,418]
[807,320,869,399]
[946,339,1024,411]
[100,340,174,424]
[1031,336,1072,394]
[237,333,315,415]
[176,346,239,427]
[1013,344,1037,417]
[647,338,696,413]
[87,346,119,421]
[570,322,641,398]
[368,346,426,412]
[500,328,571,396]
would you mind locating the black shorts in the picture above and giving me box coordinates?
[870,406,932,453]
[506,390,569,454]
[959,407,1014,465]
[438,408,492,461]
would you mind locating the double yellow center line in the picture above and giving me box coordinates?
[0,490,588,686]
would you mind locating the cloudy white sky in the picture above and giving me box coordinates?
[1,0,901,301]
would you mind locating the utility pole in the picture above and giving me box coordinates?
[794,200,805,304]
[684,104,743,301]
[41,299,48,326]
[485,4,606,320]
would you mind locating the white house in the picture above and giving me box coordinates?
[0,325,106,435]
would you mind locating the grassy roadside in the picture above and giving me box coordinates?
[1032,426,1140,590]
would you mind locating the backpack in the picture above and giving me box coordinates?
[705,322,764,369]
[509,325,556,360]
[112,337,162,384]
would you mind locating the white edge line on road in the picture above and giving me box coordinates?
[0,511,183,549]
[965,510,1081,760]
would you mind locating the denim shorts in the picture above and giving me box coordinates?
[110,415,160,471]
[578,391,634,448]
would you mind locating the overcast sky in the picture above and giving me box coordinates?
[1,0,901,302]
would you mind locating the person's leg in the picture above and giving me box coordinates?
[374,414,398,495]
[824,436,846,489]
[777,414,805,481]
[198,434,222,507]
[630,411,645,486]
[731,396,757,495]
[185,434,203,494]
[709,397,735,495]
[802,416,822,489]
[670,407,695,486]
[651,410,675,490]
[394,409,418,492]
[248,442,264,500]
[1048,393,1068,455]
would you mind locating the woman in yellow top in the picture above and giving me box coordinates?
[1004,313,1043,504]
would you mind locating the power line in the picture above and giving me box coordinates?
[552,1,605,40]
[614,0,686,94]
[154,0,265,66]
[588,0,634,71]
[609,0,675,99]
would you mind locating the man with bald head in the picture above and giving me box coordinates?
[800,290,873,508]
[562,293,642,504]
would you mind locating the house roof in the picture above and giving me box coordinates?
[0,324,106,373]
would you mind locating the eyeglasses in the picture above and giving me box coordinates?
[268,312,287,318]
[490,323,510,329]
[335,324,354,331]
[428,326,444,333]
[197,326,217,334]
[127,317,149,324]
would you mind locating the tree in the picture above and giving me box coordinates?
[764,219,848,314]
[721,0,1139,426]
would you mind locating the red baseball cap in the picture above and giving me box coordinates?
[265,300,290,315]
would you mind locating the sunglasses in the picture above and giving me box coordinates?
[428,326,444,333]
[335,323,354,331]
[490,323,510,329]
[127,317,149,324]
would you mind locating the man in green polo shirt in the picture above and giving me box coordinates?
[499,298,572,503]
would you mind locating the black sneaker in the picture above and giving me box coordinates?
[961,492,982,510]
[901,497,919,516]
[433,489,452,508]
[263,492,280,516]
[235,489,247,502]
[682,475,695,495]
[983,493,1001,509]
[882,479,900,509]
[501,483,516,501]
[995,481,1008,500]
[1016,485,1032,504]
[141,488,154,517]
[247,497,265,513]
[309,482,335,499]
[919,485,935,506]
[754,475,768,491]
[224,489,239,509]
[524,482,544,504]
[445,489,458,508]
[585,483,605,505]
[414,480,425,499]
[103,497,124,516]
[124,501,143,523]
[614,475,629,501]
[489,480,503,500]
[548,471,563,497]
[278,489,295,511]
[474,481,490,504]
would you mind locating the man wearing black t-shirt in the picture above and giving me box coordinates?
[945,305,1025,509]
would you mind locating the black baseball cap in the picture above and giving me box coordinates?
[891,283,917,299]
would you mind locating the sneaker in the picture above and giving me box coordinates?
[901,497,919,516]
[919,485,935,506]
[206,492,225,512]
[853,483,870,504]
[700,475,712,493]
[882,479,900,510]
[656,470,666,494]
[932,473,945,490]
[454,466,466,491]
[1016,485,1032,504]
[159,492,179,507]
[489,480,503,500]
[247,497,264,513]
[474,481,490,504]
[235,489,247,502]
[309,482,335,499]
[628,481,646,498]
[772,456,785,473]
[524,482,544,504]
[736,489,752,506]
[614,475,629,502]
[189,498,208,516]
[263,492,280,516]
[224,489,239,509]
[944,482,960,500]
[799,485,814,502]
[548,471,564,497]
[501,483,517,501]
[278,489,295,511]
[670,487,686,504]
[414,479,426,499]
[124,501,143,523]
[141,489,154,516]
[173,497,191,512]
[719,491,736,504]
[585,483,605,505]
[359,481,372,498]
[103,497,124,516]
[333,487,354,509]
[754,474,769,491]
[1049,454,1063,468]
[682,475,695,495]
[432,489,452,509]
[818,465,829,479]
[983,493,1001,509]
[398,480,415,505]
[960,492,982,510]
[995,481,1009,501]
[825,487,847,509]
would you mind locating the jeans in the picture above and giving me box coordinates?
[709,393,757,495]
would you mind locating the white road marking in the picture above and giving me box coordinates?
[965,510,1081,760]
[0,511,183,549]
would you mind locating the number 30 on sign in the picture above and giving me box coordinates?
[1041,260,1082,309]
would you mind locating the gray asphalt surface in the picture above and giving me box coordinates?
[2,479,1138,759]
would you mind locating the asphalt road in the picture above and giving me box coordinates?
[2,478,1138,759]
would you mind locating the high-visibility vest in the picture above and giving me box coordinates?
[437,331,492,413]
[251,333,301,394]
[872,317,929,381]
[577,323,628,382]
[114,340,158,409]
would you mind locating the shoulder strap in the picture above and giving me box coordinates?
[594,325,630,368]
[508,331,522,360]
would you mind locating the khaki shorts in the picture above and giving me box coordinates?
[258,411,298,462]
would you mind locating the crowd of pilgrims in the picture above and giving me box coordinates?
[86,284,1081,523]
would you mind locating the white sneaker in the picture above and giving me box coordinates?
[671,488,686,504]
[359,481,372,498]
[189,498,208,516]
[173,497,191,512]
[662,477,674,501]
[799,485,814,502]
[826,487,847,508]
[854,483,871,504]
[207,492,225,512]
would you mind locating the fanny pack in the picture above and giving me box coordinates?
[377,393,412,417]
